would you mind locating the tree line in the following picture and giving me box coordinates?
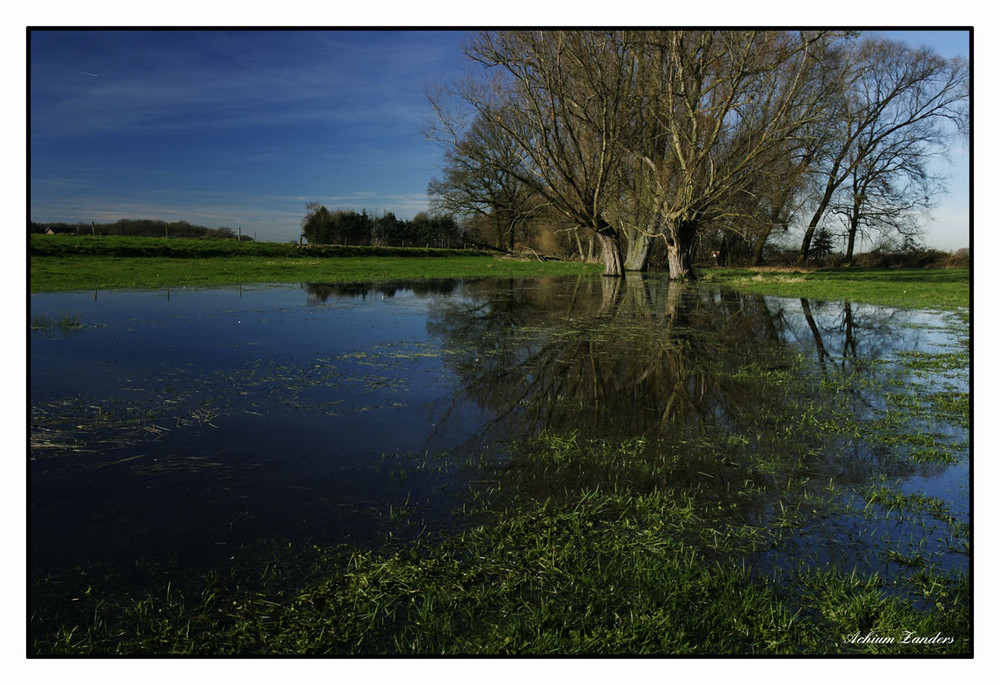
[300,205,466,249]
[427,30,968,278]
[30,219,252,240]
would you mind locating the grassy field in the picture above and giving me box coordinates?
[31,236,969,310]
[703,267,970,310]
[29,235,601,291]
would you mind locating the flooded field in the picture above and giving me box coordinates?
[29,276,970,654]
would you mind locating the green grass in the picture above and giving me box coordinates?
[31,253,601,292]
[31,237,968,308]
[29,234,602,291]
[702,267,969,309]
[30,234,497,259]
[32,463,968,655]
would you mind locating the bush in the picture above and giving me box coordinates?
[853,249,951,269]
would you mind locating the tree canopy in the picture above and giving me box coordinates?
[300,205,464,249]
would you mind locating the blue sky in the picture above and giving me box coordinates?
[29,29,971,249]
[30,30,471,241]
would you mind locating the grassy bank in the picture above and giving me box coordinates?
[703,267,970,310]
[33,435,970,655]
[29,235,600,291]
[29,234,496,259]
[31,237,969,310]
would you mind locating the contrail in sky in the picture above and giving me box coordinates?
[71,69,99,77]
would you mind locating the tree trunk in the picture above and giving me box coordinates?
[843,198,862,266]
[595,227,625,278]
[798,168,841,263]
[624,232,654,272]
[798,215,821,265]
[844,223,857,266]
[665,221,697,280]
[750,231,769,266]
[493,214,504,251]
[573,229,585,261]
[753,185,792,266]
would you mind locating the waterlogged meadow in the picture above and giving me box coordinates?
[29,275,969,654]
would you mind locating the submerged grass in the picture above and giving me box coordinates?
[31,330,970,655]
[30,312,84,332]
[32,461,968,655]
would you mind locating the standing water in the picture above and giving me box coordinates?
[29,276,969,650]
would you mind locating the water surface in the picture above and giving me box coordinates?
[30,276,969,599]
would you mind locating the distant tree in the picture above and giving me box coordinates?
[301,203,334,244]
[34,218,227,238]
[428,113,547,251]
[810,226,837,262]
[829,149,935,265]
[371,211,400,247]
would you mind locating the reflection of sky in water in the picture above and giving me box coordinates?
[30,279,968,583]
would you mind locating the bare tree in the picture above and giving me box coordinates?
[429,31,638,276]
[797,37,968,263]
[830,135,940,264]
[428,114,548,251]
[619,30,843,278]
[431,31,960,277]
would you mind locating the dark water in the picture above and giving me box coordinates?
[29,276,969,596]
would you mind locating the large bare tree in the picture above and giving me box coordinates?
[617,30,843,278]
[429,31,965,277]
[796,37,968,263]
[429,31,638,276]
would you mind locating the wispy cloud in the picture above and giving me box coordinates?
[31,31,466,139]
[29,30,469,240]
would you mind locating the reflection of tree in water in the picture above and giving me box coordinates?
[303,280,460,304]
[424,276,948,575]
[425,276,918,447]
[426,275,809,444]
[791,297,908,372]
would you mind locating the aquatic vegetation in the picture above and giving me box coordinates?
[30,312,84,334]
